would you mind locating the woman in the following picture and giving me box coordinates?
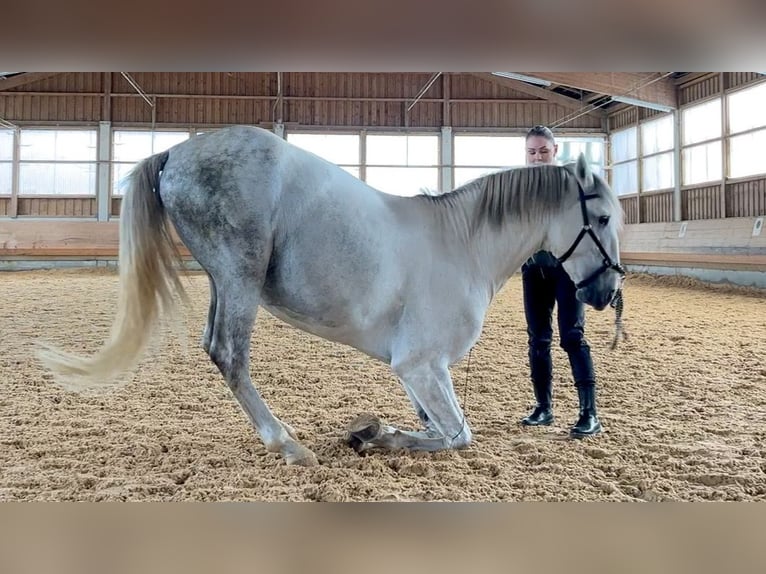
[520,125,601,438]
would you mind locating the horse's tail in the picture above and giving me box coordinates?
[38,151,187,391]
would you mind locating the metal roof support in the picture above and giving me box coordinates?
[120,72,154,108]
[407,72,442,113]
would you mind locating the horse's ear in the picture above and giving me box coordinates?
[575,152,594,189]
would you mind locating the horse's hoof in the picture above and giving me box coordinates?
[285,445,319,466]
[344,432,365,453]
[347,413,382,443]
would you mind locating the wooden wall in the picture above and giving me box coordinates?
[0,72,604,130]
[0,220,187,258]
[0,72,604,221]
[3,71,765,277]
[728,177,766,218]
[620,216,766,272]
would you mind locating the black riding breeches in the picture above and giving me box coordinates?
[521,260,595,388]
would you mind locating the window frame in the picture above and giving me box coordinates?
[17,127,99,197]
[111,128,192,196]
[679,96,723,187]
[725,81,766,180]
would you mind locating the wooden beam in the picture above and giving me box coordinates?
[621,251,766,271]
[468,73,605,117]
[0,73,65,91]
[442,72,451,126]
[0,220,189,257]
[520,73,677,110]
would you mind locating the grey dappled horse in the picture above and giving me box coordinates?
[39,126,624,466]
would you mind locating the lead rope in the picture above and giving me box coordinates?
[451,346,473,442]
[609,281,628,350]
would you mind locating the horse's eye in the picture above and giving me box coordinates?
[598,215,610,226]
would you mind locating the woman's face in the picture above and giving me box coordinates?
[525,135,558,165]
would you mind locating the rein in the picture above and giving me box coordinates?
[609,280,628,350]
[451,346,473,442]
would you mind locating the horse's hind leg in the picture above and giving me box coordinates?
[207,276,317,466]
[202,274,217,354]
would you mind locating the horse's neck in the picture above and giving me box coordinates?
[411,189,552,298]
[473,214,550,296]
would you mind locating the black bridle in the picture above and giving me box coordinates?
[556,185,626,290]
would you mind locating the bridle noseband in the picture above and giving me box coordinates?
[556,184,625,290]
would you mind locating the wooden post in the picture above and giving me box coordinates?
[673,108,682,221]
[359,129,367,183]
[440,126,453,193]
[720,72,728,219]
[97,121,111,222]
[636,110,643,223]
[9,127,19,218]
[102,72,112,121]
[442,72,451,128]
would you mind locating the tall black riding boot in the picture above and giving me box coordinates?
[521,378,554,426]
[570,384,601,438]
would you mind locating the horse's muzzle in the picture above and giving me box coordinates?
[576,285,617,311]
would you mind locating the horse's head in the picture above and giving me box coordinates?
[545,154,625,311]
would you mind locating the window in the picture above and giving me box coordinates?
[19,129,97,195]
[640,115,675,191]
[641,115,674,156]
[612,161,638,196]
[728,82,766,134]
[611,127,637,162]
[729,130,766,179]
[453,135,525,188]
[642,153,674,191]
[682,99,721,145]
[365,134,438,196]
[727,82,766,178]
[681,99,722,186]
[113,130,190,195]
[0,129,12,196]
[683,141,722,185]
[286,133,360,178]
[557,137,605,176]
[610,127,638,196]
[366,167,438,196]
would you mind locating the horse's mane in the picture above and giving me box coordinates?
[416,164,572,232]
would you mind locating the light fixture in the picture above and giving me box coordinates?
[611,95,674,113]
[490,72,552,87]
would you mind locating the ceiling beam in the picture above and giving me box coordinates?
[468,73,605,117]
[518,72,677,110]
[0,72,65,91]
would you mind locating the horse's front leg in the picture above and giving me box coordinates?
[401,380,440,435]
[346,362,472,454]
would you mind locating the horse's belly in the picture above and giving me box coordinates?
[260,301,393,363]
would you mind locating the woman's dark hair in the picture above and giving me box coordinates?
[526,125,556,144]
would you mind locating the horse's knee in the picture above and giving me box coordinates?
[391,356,430,381]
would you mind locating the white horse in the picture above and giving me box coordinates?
[39,125,624,466]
